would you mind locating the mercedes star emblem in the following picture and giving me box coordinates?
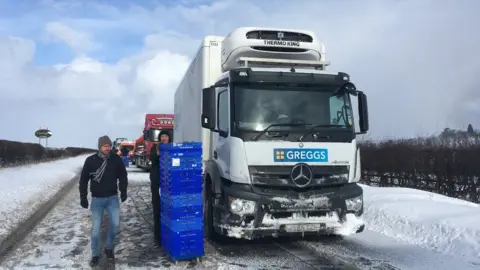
[290,163,313,187]
[299,142,304,148]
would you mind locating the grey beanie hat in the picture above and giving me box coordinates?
[98,135,112,149]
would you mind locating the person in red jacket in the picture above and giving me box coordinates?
[149,130,171,247]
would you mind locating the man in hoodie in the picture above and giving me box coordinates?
[149,129,171,247]
[79,135,128,267]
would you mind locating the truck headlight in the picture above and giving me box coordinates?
[229,197,256,215]
[345,195,363,212]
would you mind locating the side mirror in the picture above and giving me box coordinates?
[201,87,216,130]
[357,92,369,134]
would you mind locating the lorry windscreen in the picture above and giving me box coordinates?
[148,129,161,142]
[233,85,354,135]
[122,145,134,151]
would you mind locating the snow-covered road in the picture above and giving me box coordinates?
[0,166,348,269]
[0,159,479,270]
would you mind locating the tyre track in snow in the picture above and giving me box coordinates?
[0,173,80,265]
[129,180,359,269]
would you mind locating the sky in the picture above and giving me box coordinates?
[0,0,479,148]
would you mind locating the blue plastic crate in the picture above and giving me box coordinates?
[163,241,204,261]
[159,177,199,185]
[160,171,203,185]
[160,184,202,196]
[160,150,202,158]
[160,158,202,166]
[160,175,203,185]
[160,162,203,172]
[159,152,201,157]
[161,180,202,188]
[161,203,202,220]
[161,226,204,261]
[160,170,203,180]
[160,142,202,151]
[160,206,203,221]
[160,193,202,207]
[160,226,204,249]
[159,172,202,181]
[160,162,203,170]
[160,176,202,185]
[161,214,203,231]
[159,177,201,185]
[160,155,202,163]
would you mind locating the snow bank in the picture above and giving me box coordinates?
[361,184,480,265]
[0,154,89,241]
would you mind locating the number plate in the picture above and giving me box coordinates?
[284,223,326,233]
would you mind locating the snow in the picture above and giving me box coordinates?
[361,184,480,266]
[0,182,212,270]
[301,184,480,269]
[334,213,364,236]
[0,154,90,242]
[126,166,151,183]
[1,157,480,269]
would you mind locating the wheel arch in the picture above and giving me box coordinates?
[204,160,222,195]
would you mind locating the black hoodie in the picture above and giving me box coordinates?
[149,130,171,188]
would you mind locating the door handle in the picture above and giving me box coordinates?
[213,150,218,159]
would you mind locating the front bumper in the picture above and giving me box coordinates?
[213,182,364,239]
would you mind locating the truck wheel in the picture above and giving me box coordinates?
[204,179,220,242]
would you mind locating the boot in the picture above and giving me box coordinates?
[89,256,99,267]
[105,249,115,261]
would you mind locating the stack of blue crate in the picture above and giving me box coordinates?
[159,142,204,262]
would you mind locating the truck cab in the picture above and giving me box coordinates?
[174,27,369,240]
[136,114,174,171]
[113,137,128,150]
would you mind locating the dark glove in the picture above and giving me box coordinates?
[121,192,127,202]
[80,197,89,209]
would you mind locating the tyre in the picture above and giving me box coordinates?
[204,178,220,242]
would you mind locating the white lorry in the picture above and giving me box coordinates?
[173,27,369,240]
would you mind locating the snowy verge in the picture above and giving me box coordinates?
[361,184,480,265]
[0,154,90,242]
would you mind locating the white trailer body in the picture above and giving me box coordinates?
[174,27,369,240]
[173,35,225,165]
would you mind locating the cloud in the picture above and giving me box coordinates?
[0,0,479,147]
[44,21,97,52]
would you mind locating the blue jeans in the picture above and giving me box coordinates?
[122,155,129,167]
[90,195,120,257]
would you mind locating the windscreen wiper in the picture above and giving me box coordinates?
[298,124,346,142]
[251,123,309,141]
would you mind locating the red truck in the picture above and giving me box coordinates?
[132,135,144,166]
[135,114,174,171]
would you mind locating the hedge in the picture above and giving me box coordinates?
[360,135,480,203]
[0,140,96,168]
